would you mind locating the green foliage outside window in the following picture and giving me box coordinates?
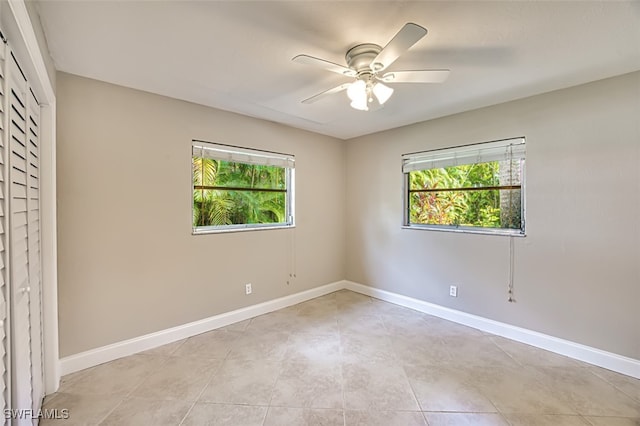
[193,156,287,227]
[409,160,522,230]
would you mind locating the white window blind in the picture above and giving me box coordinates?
[27,88,44,411]
[192,140,295,169]
[402,137,525,173]
[0,38,45,418]
[8,49,35,415]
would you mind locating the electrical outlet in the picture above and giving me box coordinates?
[245,283,252,295]
[449,285,458,297]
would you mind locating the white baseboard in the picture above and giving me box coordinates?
[59,279,640,381]
[59,280,345,376]
[345,281,640,379]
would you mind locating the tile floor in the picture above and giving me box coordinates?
[42,290,640,425]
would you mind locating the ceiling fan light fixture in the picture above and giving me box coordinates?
[347,80,369,110]
[347,79,366,101]
[373,82,394,105]
[350,99,369,111]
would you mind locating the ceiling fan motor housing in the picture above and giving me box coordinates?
[345,43,382,75]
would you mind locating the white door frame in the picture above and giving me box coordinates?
[4,0,59,394]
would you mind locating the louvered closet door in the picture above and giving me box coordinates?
[0,41,11,424]
[8,53,33,418]
[26,90,43,414]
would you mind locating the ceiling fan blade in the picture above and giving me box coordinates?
[301,83,351,104]
[292,54,356,77]
[371,23,428,72]
[380,69,450,83]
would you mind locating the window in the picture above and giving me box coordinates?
[192,140,295,233]
[402,137,525,235]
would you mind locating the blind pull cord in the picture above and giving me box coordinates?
[508,235,515,302]
[286,227,296,284]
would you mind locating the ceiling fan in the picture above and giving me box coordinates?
[292,23,450,111]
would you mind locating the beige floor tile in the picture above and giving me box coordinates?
[341,333,397,363]
[264,407,344,426]
[270,358,343,409]
[588,367,640,402]
[286,332,341,363]
[534,367,640,417]
[100,397,191,426]
[337,313,388,337]
[56,354,166,396]
[45,291,640,424]
[503,413,591,425]
[391,334,452,367]
[294,313,340,335]
[336,294,379,317]
[404,364,497,412]
[42,392,60,407]
[132,356,222,401]
[380,309,434,340]
[54,372,91,395]
[181,403,267,426]
[422,315,486,338]
[343,359,419,411]
[173,329,240,359]
[57,369,86,391]
[227,329,290,361]
[344,410,426,426]
[490,336,584,368]
[199,357,281,405]
[334,290,371,305]
[337,304,380,319]
[441,335,520,367]
[469,365,578,414]
[370,298,423,317]
[335,299,375,316]
[424,412,510,426]
[39,392,123,425]
[584,416,640,426]
[297,297,339,317]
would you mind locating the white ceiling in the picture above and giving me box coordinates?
[36,1,640,140]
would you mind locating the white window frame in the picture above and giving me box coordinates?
[402,137,526,236]
[192,140,295,234]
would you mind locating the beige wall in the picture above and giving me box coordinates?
[58,70,640,361]
[346,72,640,359]
[56,72,346,356]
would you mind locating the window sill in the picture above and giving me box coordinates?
[401,225,526,237]
[193,224,295,235]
